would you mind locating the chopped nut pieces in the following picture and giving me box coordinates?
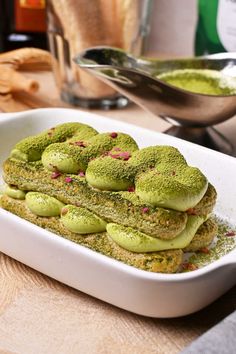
[51,171,61,179]
[182,262,198,271]
[142,207,149,214]
[225,231,236,237]
[65,177,73,183]
[199,247,210,254]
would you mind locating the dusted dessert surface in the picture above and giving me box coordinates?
[9,123,209,212]
[1,121,220,273]
[11,122,98,162]
[42,131,138,175]
[3,159,189,239]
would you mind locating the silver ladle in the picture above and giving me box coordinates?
[75,46,236,155]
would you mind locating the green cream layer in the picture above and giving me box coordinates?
[5,185,26,200]
[9,190,107,234]
[4,188,205,252]
[60,205,107,234]
[106,215,206,252]
[26,192,65,217]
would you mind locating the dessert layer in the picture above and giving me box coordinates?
[1,122,218,273]
[3,159,217,240]
[1,195,183,274]
[8,123,210,212]
[1,191,217,254]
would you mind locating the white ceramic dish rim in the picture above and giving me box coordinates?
[0,108,235,283]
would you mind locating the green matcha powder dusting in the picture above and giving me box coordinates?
[185,216,236,270]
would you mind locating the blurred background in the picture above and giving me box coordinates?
[0,0,197,56]
[148,0,197,57]
[0,0,235,153]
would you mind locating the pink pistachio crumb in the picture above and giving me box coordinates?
[119,151,131,161]
[199,247,210,254]
[225,231,236,237]
[127,186,135,192]
[142,207,149,213]
[79,171,85,177]
[110,132,118,138]
[108,152,120,159]
[74,141,86,147]
[65,177,73,183]
[182,262,198,271]
[51,171,61,179]
[107,150,131,160]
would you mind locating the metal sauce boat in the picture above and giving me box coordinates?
[75,47,236,155]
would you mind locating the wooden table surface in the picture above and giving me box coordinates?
[0,70,235,354]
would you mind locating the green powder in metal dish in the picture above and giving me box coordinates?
[157,69,236,95]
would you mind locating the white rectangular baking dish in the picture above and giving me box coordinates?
[0,108,235,318]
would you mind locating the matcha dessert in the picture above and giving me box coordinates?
[1,122,219,273]
[157,69,236,95]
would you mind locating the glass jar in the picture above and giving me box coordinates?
[46,0,153,109]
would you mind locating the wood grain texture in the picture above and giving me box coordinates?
[0,252,235,354]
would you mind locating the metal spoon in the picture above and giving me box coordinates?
[75,46,236,154]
